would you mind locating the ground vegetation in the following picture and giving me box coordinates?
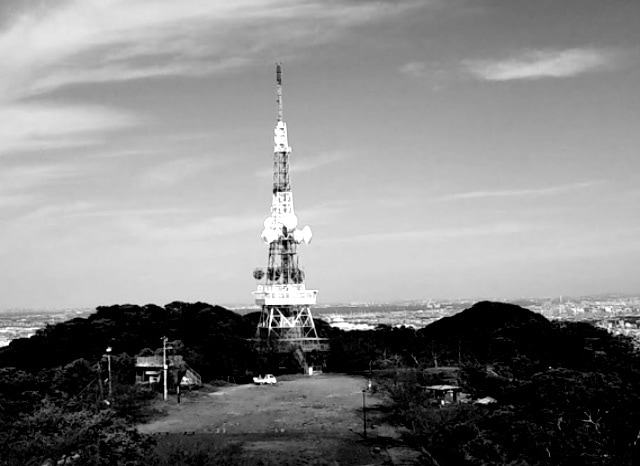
[2,300,640,464]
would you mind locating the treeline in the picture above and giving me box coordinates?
[0,301,338,380]
[358,302,640,465]
[0,301,329,465]
[330,301,640,375]
[0,302,251,380]
[3,300,640,464]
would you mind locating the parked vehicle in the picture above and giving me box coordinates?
[253,374,277,385]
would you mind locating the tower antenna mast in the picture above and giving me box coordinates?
[276,63,283,122]
[253,64,328,359]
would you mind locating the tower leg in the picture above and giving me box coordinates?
[255,304,327,352]
[256,305,320,340]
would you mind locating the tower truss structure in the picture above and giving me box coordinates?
[253,64,328,353]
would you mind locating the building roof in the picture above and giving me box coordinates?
[424,384,461,391]
[135,355,184,368]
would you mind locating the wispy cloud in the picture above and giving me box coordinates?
[14,201,96,224]
[0,0,422,100]
[0,163,90,214]
[0,103,139,155]
[14,202,191,224]
[340,223,538,243]
[121,214,260,242]
[30,58,251,97]
[437,181,603,202]
[0,163,83,194]
[0,194,32,210]
[140,157,225,188]
[69,207,193,219]
[399,61,450,90]
[294,151,350,173]
[255,151,351,178]
[295,200,351,225]
[399,61,431,79]
[89,148,162,159]
[464,48,614,81]
[0,0,421,156]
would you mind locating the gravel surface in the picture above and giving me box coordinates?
[138,374,397,465]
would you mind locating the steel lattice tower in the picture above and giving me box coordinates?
[253,64,327,353]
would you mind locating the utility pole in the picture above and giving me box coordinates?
[362,389,367,439]
[97,361,104,404]
[106,346,112,400]
[162,336,168,401]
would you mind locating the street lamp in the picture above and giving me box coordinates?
[106,347,112,400]
[162,337,173,401]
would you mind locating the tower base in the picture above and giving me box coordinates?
[251,338,329,374]
[255,304,329,353]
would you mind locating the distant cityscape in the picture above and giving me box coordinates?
[0,308,93,348]
[1,294,640,348]
[315,295,640,347]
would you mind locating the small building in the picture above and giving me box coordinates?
[424,384,463,405]
[135,355,201,387]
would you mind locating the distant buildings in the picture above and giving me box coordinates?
[318,297,640,342]
[319,304,459,331]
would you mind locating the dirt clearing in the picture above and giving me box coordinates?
[138,374,407,465]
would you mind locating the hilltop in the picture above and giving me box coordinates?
[422,300,551,335]
[2,300,640,465]
[417,300,554,366]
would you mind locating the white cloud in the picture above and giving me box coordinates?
[15,201,96,224]
[0,194,32,210]
[0,0,421,156]
[69,207,193,219]
[13,202,192,225]
[121,214,259,242]
[293,151,351,173]
[399,61,430,78]
[295,200,350,225]
[0,163,84,193]
[30,58,251,96]
[0,163,91,214]
[465,48,614,81]
[255,150,351,178]
[0,0,422,100]
[139,157,223,188]
[437,181,602,202]
[399,60,450,90]
[89,148,161,159]
[340,223,538,243]
[0,102,140,155]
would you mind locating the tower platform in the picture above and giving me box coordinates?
[253,284,317,305]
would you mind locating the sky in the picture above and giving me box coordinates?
[0,0,639,309]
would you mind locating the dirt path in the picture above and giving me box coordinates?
[138,374,405,465]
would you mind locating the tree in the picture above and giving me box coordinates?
[0,402,155,466]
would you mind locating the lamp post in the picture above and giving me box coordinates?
[162,337,168,401]
[106,346,112,400]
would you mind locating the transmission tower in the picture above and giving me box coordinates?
[253,64,328,353]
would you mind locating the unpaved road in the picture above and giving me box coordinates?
[138,374,407,465]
